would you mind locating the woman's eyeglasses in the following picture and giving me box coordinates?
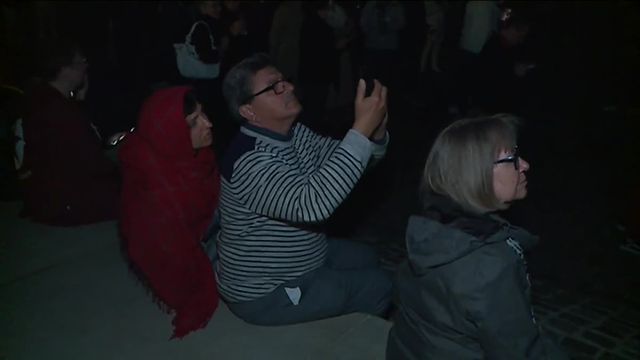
[244,79,289,103]
[494,147,520,170]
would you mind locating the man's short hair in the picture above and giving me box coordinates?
[37,39,82,82]
[422,114,520,214]
[222,53,275,123]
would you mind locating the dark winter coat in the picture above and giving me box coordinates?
[387,195,568,359]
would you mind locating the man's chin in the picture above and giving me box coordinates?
[516,189,528,200]
[290,102,302,115]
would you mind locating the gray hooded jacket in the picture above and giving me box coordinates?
[387,197,567,359]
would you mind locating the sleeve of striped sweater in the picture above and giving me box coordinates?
[307,125,389,167]
[233,129,386,224]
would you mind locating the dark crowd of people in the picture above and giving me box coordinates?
[1,0,638,358]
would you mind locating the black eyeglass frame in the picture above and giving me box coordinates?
[494,146,520,170]
[243,78,289,103]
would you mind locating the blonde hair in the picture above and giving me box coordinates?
[422,114,520,214]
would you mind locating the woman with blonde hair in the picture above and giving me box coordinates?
[387,114,567,359]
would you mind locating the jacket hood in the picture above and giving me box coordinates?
[135,86,194,160]
[405,215,495,274]
[405,194,538,275]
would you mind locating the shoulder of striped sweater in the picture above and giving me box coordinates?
[250,143,279,158]
[294,123,328,146]
[293,122,312,135]
[222,148,277,183]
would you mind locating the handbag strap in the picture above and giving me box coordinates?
[185,20,216,49]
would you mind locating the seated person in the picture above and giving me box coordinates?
[387,114,567,359]
[119,86,221,339]
[217,53,392,325]
[22,39,119,226]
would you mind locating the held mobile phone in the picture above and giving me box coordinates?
[364,78,375,97]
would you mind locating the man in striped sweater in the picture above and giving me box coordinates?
[217,53,392,325]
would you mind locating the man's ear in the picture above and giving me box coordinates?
[239,104,255,123]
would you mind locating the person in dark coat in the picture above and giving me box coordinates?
[219,0,252,77]
[298,1,341,130]
[472,13,535,114]
[22,39,120,226]
[387,114,568,359]
[186,0,240,157]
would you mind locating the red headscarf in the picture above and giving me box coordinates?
[119,86,220,339]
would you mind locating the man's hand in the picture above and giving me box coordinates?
[353,79,387,138]
[372,112,388,141]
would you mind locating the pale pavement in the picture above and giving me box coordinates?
[1,201,390,360]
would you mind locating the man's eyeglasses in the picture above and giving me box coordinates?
[494,147,520,170]
[244,78,289,103]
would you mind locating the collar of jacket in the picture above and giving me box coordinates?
[241,122,295,144]
[405,193,539,273]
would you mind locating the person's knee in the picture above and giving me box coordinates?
[379,269,393,298]
[357,244,381,267]
[377,271,394,314]
[326,239,381,269]
[359,268,393,315]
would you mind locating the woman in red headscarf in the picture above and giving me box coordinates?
[119,86,220,339]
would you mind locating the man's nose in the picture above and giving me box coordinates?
[286,81,295,92]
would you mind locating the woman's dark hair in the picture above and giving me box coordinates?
[183,90,200,117]
[37,39,83,81]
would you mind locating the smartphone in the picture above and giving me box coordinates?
[364,78,375,97]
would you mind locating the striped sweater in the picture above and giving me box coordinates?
[216,122,388,302]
